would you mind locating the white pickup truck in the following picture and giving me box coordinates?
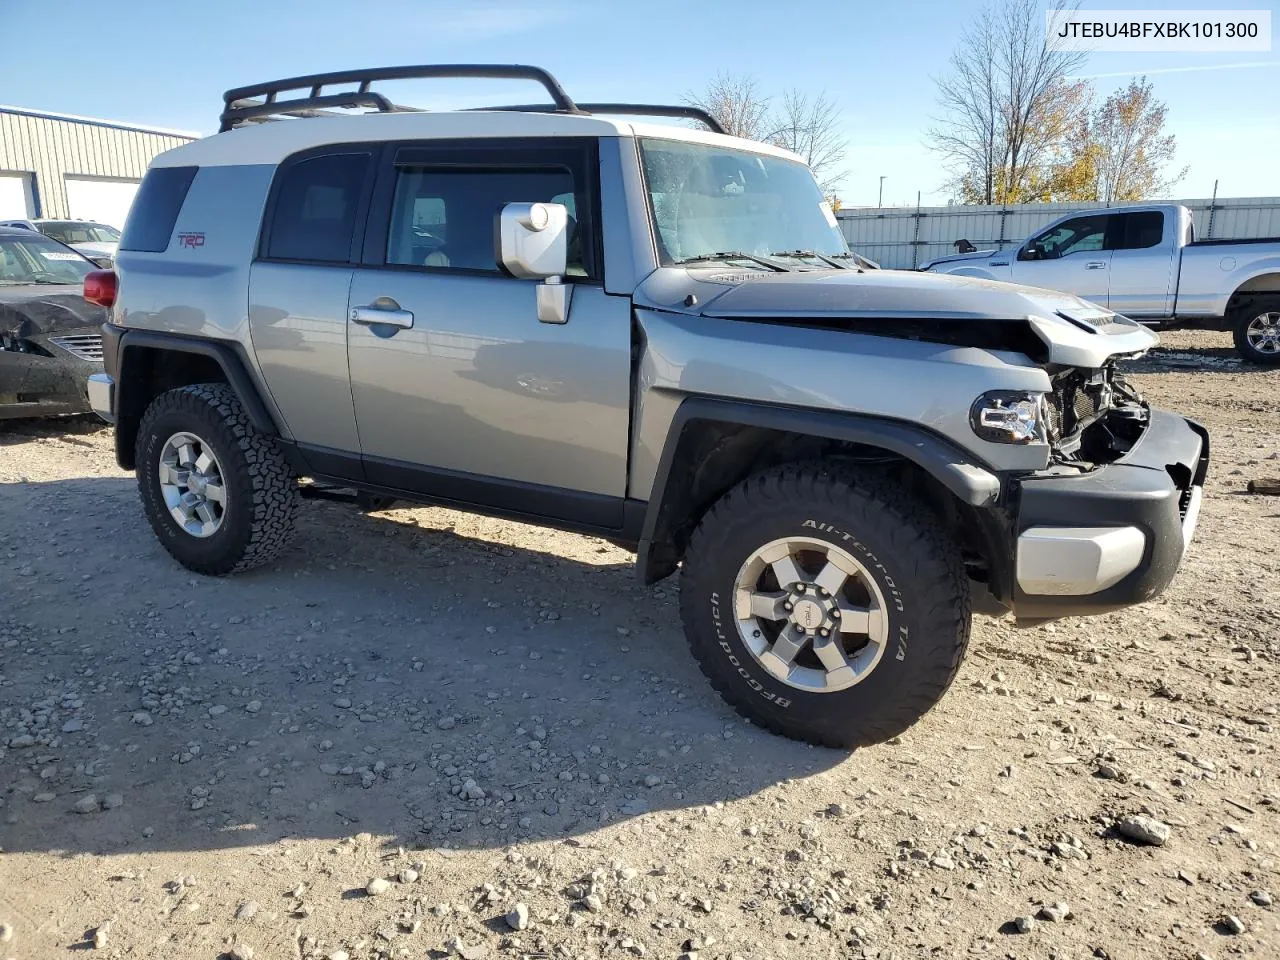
[921,203,1280,364]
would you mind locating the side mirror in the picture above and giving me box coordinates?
[90,256,114,269]
[497,202,568,279]
[1019,242,1043,262]
[497,202,571,324]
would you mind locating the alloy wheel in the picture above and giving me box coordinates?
[158,431,227,538]
[732,536,889,692]
[1246,311,1280,354]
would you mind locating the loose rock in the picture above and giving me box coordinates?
[366,877,392,896]
[1115,815,1171,846]
[1038,901,1071,922]
[506,901,530,930]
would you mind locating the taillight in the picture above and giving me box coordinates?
[83,270,118,308]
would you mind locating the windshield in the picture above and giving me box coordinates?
[0,236,94,285]
[38,221,121,245]
[639,138,849,266]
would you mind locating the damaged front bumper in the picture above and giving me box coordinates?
[0,324,105,420]
[1009,408,1210,620]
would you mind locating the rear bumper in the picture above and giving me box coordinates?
[1010,409,1209,620]
[87,372,115,423]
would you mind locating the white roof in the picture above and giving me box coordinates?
[0,103,198,139]
[150,109,803,168]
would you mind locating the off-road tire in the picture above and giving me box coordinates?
[679,462,971,748]
[1232,296,1280,366]
[136,383,298,575]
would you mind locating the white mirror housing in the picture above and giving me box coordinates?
[497,202,569,279]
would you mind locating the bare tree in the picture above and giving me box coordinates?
[929,4,1002,203]
[1090,77,1186,202]
[766,89,849,193]
[928,0,1088,203]
[686,76,849,196]
[683,72,772,141]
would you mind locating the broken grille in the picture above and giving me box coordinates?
[48,334,103,362]
[1046,370,1110,441]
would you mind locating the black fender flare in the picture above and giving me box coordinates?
[635,396,1003,584]
[110,327,280,469]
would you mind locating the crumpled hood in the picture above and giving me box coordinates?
[633,266,1158,368]
[0,285,105,338]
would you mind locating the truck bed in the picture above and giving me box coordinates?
[1189,236,1280,247]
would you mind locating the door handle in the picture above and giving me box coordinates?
[350,303,414,329]
[1086,261,1107,270]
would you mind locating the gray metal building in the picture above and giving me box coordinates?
[0,105,196,229]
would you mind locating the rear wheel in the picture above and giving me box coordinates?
[679,462,971,748]
[1233,296,1280,365]
[136,383,298,575]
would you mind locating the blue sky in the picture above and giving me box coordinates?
[3,0,1276,206]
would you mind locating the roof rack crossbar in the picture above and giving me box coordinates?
[222,92,405,129]
[473,102,726,135]
[220,64,582,131]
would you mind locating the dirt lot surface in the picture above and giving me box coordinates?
[1,329,1277,960]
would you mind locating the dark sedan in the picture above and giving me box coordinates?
[0,226,106,419]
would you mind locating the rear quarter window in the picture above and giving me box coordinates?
[262,152,371,263]
[120,166,199,252]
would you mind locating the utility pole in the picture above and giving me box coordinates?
[878,176,886,207]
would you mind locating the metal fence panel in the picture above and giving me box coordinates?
[838,197,1280,269]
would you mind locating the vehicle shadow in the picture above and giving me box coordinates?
[0,476,845,860]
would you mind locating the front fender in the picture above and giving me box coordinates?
[635,396,1003,584]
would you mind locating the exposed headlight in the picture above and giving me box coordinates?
[970,391,1048,444]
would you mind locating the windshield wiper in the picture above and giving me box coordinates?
[768,250,849,269]
[675,251,789,272]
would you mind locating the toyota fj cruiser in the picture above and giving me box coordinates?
[84,66,1209,748]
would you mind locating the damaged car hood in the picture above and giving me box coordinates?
[634,266,1158,368]
[0,285,105,337]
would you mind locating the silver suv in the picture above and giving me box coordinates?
[84,66,1209,748]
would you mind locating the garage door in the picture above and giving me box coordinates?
[0,172,35,218]
[65,176,140,231]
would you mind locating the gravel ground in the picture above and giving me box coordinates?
[0,329,1277,960]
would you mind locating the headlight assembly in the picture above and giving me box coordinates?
[970,391,1048,445]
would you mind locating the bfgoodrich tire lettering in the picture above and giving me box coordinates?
[136,383,298,575]
[679,462,971,748]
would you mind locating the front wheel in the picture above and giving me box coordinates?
[679,463,971,748]
[1233,297,1280,365]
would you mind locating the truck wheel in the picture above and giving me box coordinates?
[136,383,298,575]
[679,463,970,749]
[1233,297,1280,365]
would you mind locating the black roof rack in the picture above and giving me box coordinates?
[472,103,725,134]
[219,64,725,135]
